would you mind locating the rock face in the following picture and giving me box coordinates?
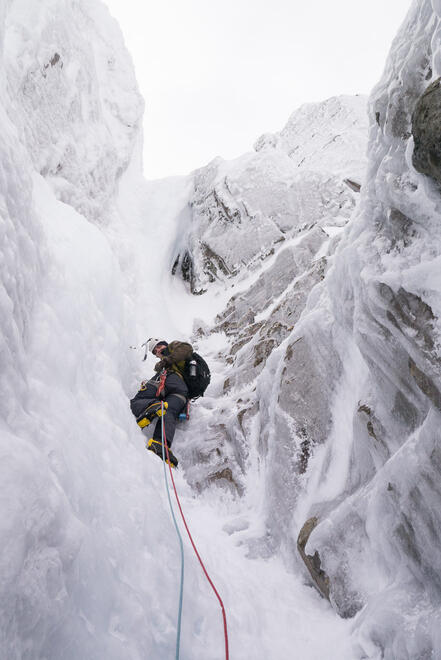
[173,95,367,294]
[412,77,441,185]
[174,94,369,551]
[293,2,441,656]
[178,2,441,657]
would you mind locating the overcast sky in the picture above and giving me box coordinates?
[102,0,412,179]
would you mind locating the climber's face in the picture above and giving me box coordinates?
[153,344,166,357]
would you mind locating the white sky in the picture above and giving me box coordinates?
[102,0,412,179]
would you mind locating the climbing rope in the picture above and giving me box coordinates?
[160,405,185,660]
[156,369,167,398]
[161,406,230,660]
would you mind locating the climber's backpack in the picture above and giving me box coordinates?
[183,352,211,400]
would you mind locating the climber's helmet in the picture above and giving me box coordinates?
[147,338,168,356]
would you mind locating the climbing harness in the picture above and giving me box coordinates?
[160,404,230,660]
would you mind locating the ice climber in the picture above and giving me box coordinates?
[130,339,193,468]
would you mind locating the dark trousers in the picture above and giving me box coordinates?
[130,372,188,447]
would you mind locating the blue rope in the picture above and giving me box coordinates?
[161,404,185,660]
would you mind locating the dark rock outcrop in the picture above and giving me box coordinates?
[297,517,330,600]
[412,77,441,184]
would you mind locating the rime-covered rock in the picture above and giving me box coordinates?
[293,2,441,657]
[175,95,369,557]
[172,95,368,294]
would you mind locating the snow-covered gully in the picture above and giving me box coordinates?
[126,181,355,659]
[2,1,441,658]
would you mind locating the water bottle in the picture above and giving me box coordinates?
[189,359,197,377]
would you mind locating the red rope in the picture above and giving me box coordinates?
[163,427,229,660]
[156,369,167,398]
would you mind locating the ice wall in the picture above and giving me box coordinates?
[0,2,198,658]
[4,0,143,222]
[300,2,441,657]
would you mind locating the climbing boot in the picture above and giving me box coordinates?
[136,401,168,428]
[146,438,179,469]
